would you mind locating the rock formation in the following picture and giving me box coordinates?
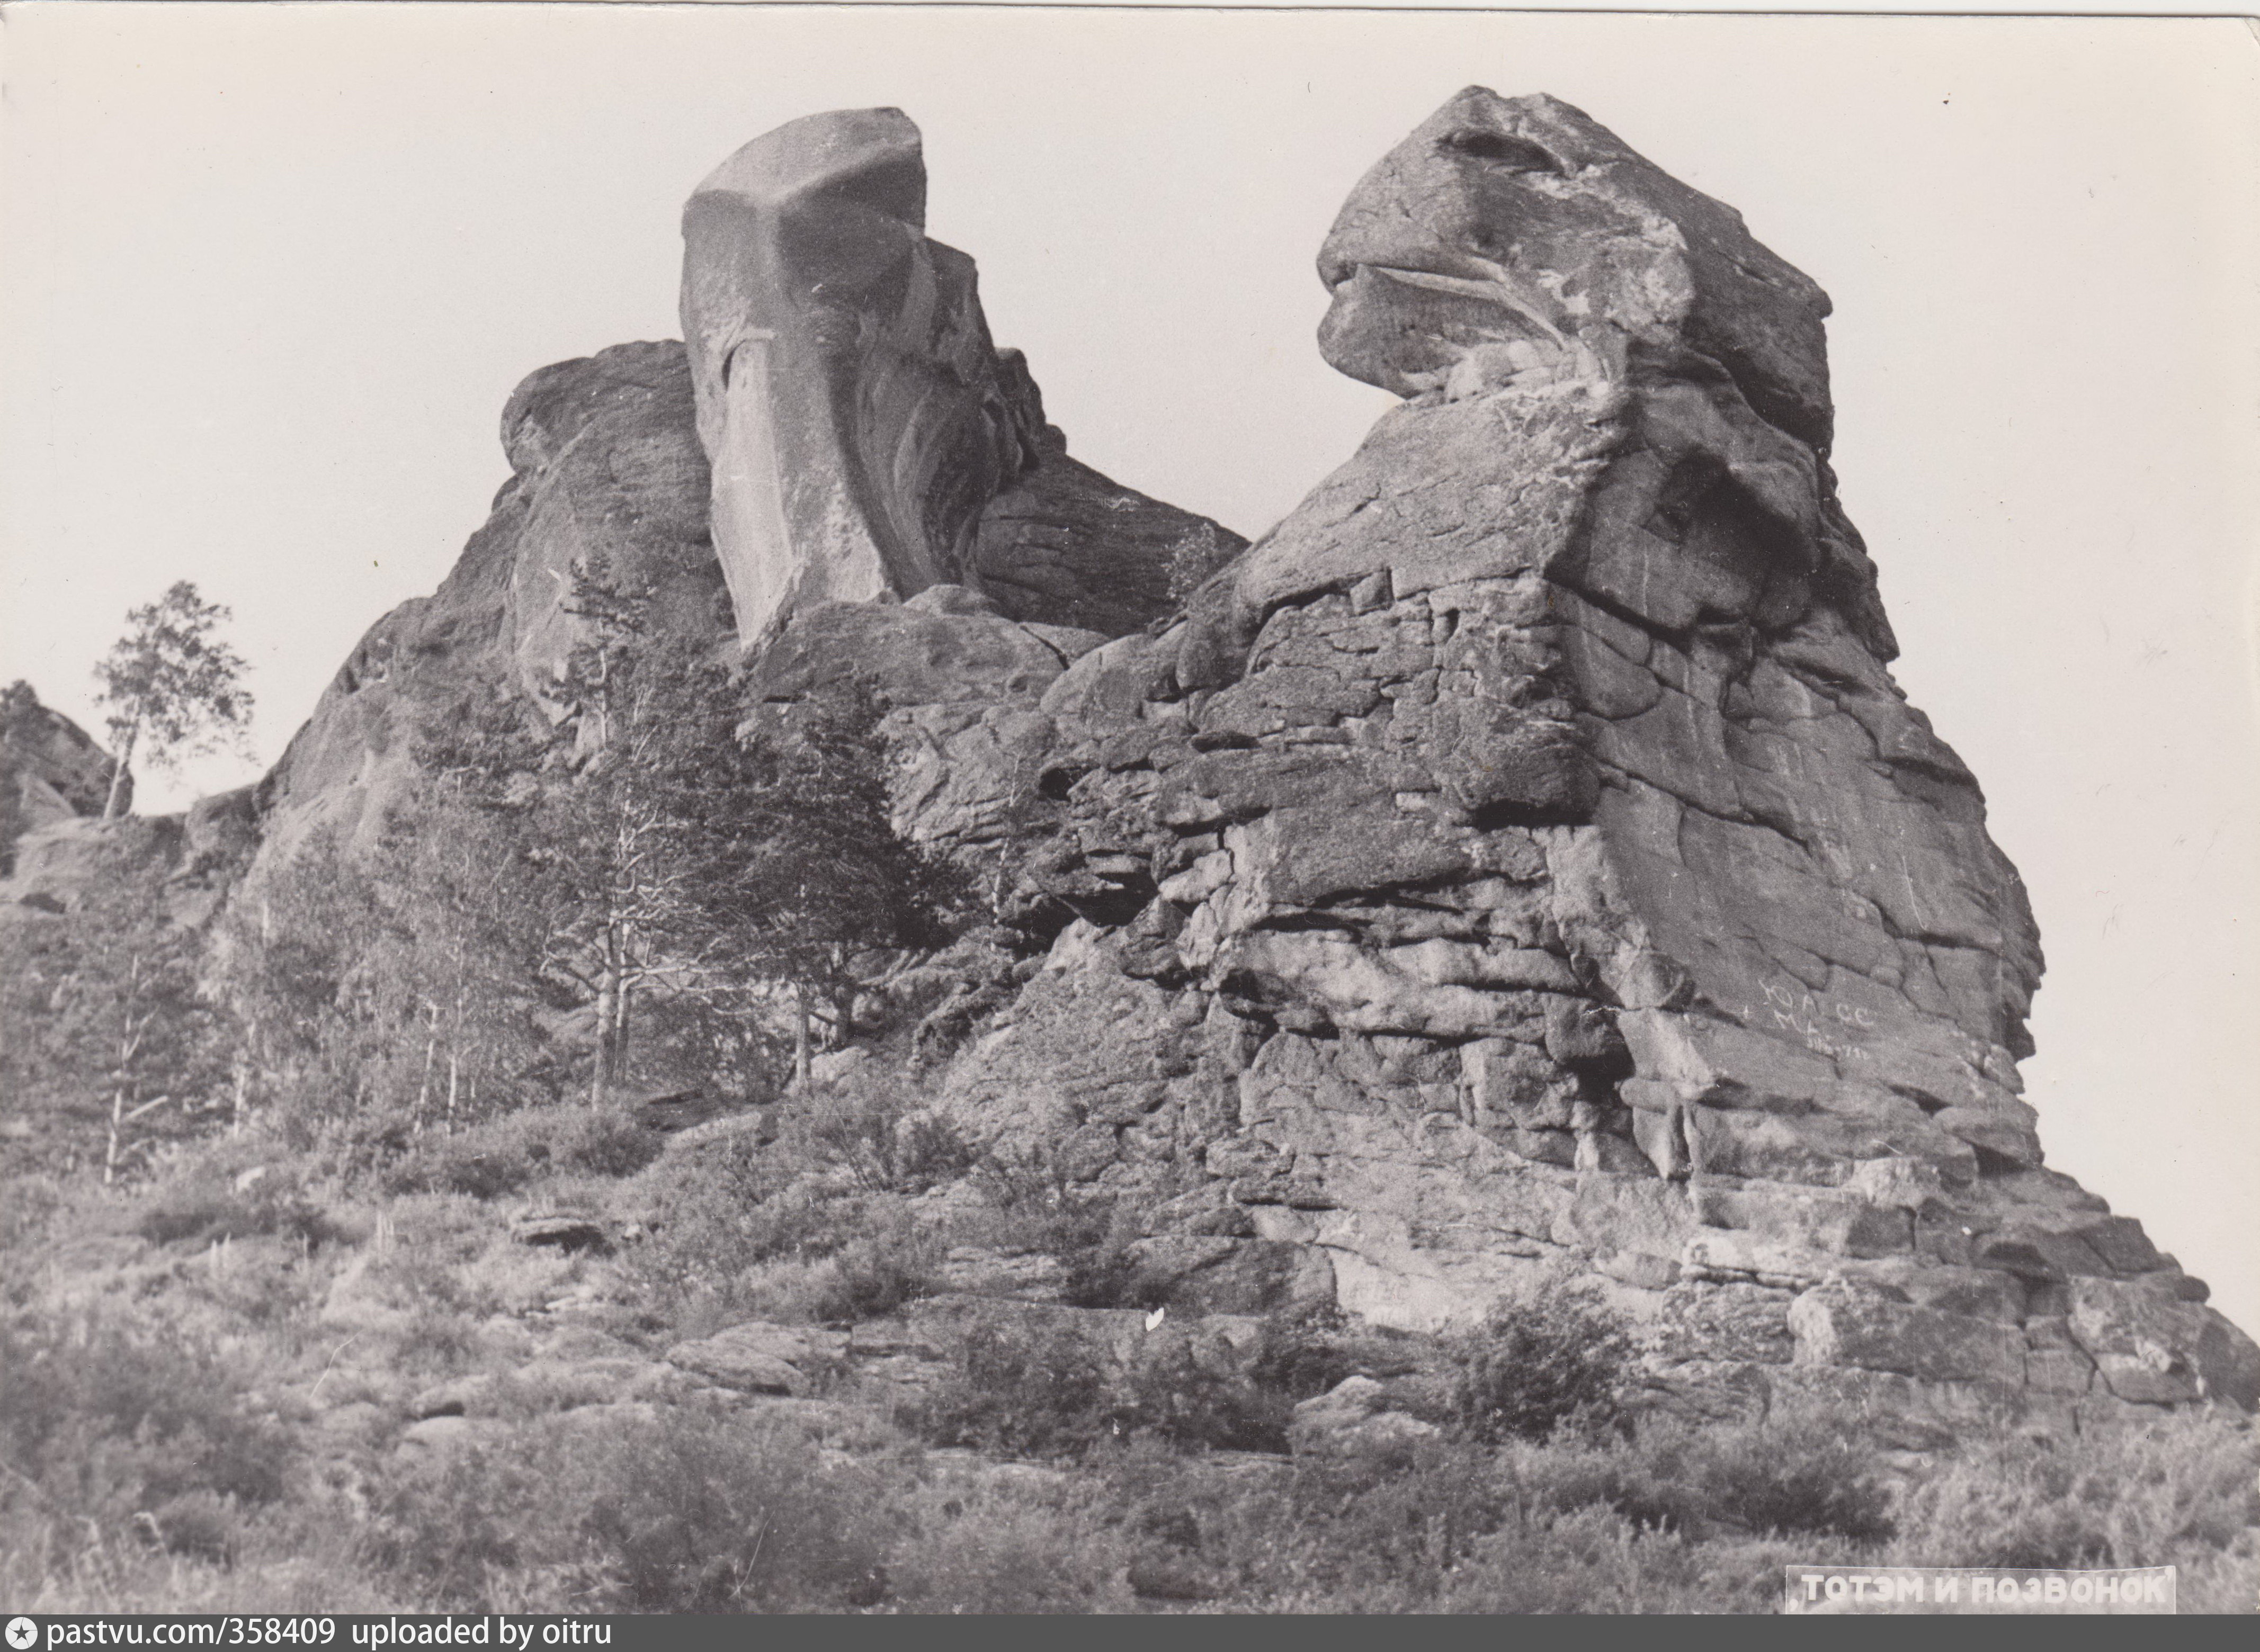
[171,90,2252,1434]
[775,88,2250,1427]
[240,118,1235,883]
[682,107,1240,643]
[0,684,128,873]
[0,685,256,928]
[249,340,730,867]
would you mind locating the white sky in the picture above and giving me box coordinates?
[3,4,2255,1334]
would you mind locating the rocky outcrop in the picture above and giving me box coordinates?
[0,686,253,927]
[682,107,1240,644]
[0,684,128,872]
[249,340,729,868]
[828,88,2253,1432]
[240,113,1236,886]
[200,91,2250,1438]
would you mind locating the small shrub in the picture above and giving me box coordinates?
[910,1315,1304,1459]
[960,1152,1130,1305]
[622,1130,938,1330]
[724,1207,942,1326]
[782,1074,977,1195]
[1680,1413,1894,1541]
[1446,1277,1636,1443]
[556,1112,666,1179]
[1203,1439,1516,1604]
[0,1310,294,1524]
[381,1107,660,1200]
[145,1492,239,1566]
[909,1321,1121,1460]
[808,1223,938,1322]
[135,1166,347,1251]
[887,1486,1130,1613]
[369,1412,895,1612]
[1889,1408,2259,1572]
[1059,1234,1148,1310]
[1118,1349,1290,1453]
[1508,1413,1895,1542]
[1249,1304,1358,1403]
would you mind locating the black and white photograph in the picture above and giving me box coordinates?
[2,2,2255,1619]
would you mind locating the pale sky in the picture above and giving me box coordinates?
[3,4,2255,1333]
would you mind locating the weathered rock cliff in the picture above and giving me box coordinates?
[200,92,2252,1434]
[733,91,2250,1429]
[248,340,731,869]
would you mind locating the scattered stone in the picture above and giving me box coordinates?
[512,1214,610,1254]
[1127,1552,1225,1603]
[666,1321,851,1395]
[934,1245,1071,1301]
[395,1415,511,1455]
[1287,1375,1441,1458]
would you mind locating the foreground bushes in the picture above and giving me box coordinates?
[1497,1412,1896,1543]
[380,1108,662,1200]
[370,1412,894,1612]
[0,1310,295,1584]
[1445,1278,1637,1443]
[1889,1408,2260,1570]
[6,1087,2254,1614]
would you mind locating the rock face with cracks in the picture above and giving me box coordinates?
[681,107,1241,644]
[206,91,2253,1439]
[882,88,2253,1431]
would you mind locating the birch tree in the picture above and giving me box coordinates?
[0,846,225,1178]
[92,582,252,819]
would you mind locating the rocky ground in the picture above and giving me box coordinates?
[4,1070,2255,1615]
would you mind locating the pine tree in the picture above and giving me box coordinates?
[720,688,958,1083]
[415,556,957,1100]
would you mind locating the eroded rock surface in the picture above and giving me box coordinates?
[0,686,128,868]
[250,340,729,868]
[881,88,2255,1431]
[185,91,2249,1440]
[681,107,1240,643]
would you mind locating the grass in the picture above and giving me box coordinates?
[4,1084,2254,1615]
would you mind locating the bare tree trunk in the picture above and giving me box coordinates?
[590,926,620,1108]
[104,962,145,1184]
[415,1028,437,1136]
[792,982,812,1089]
[100,723,137,822]
[104,1085,127,1187]
[612,977,633,1097]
